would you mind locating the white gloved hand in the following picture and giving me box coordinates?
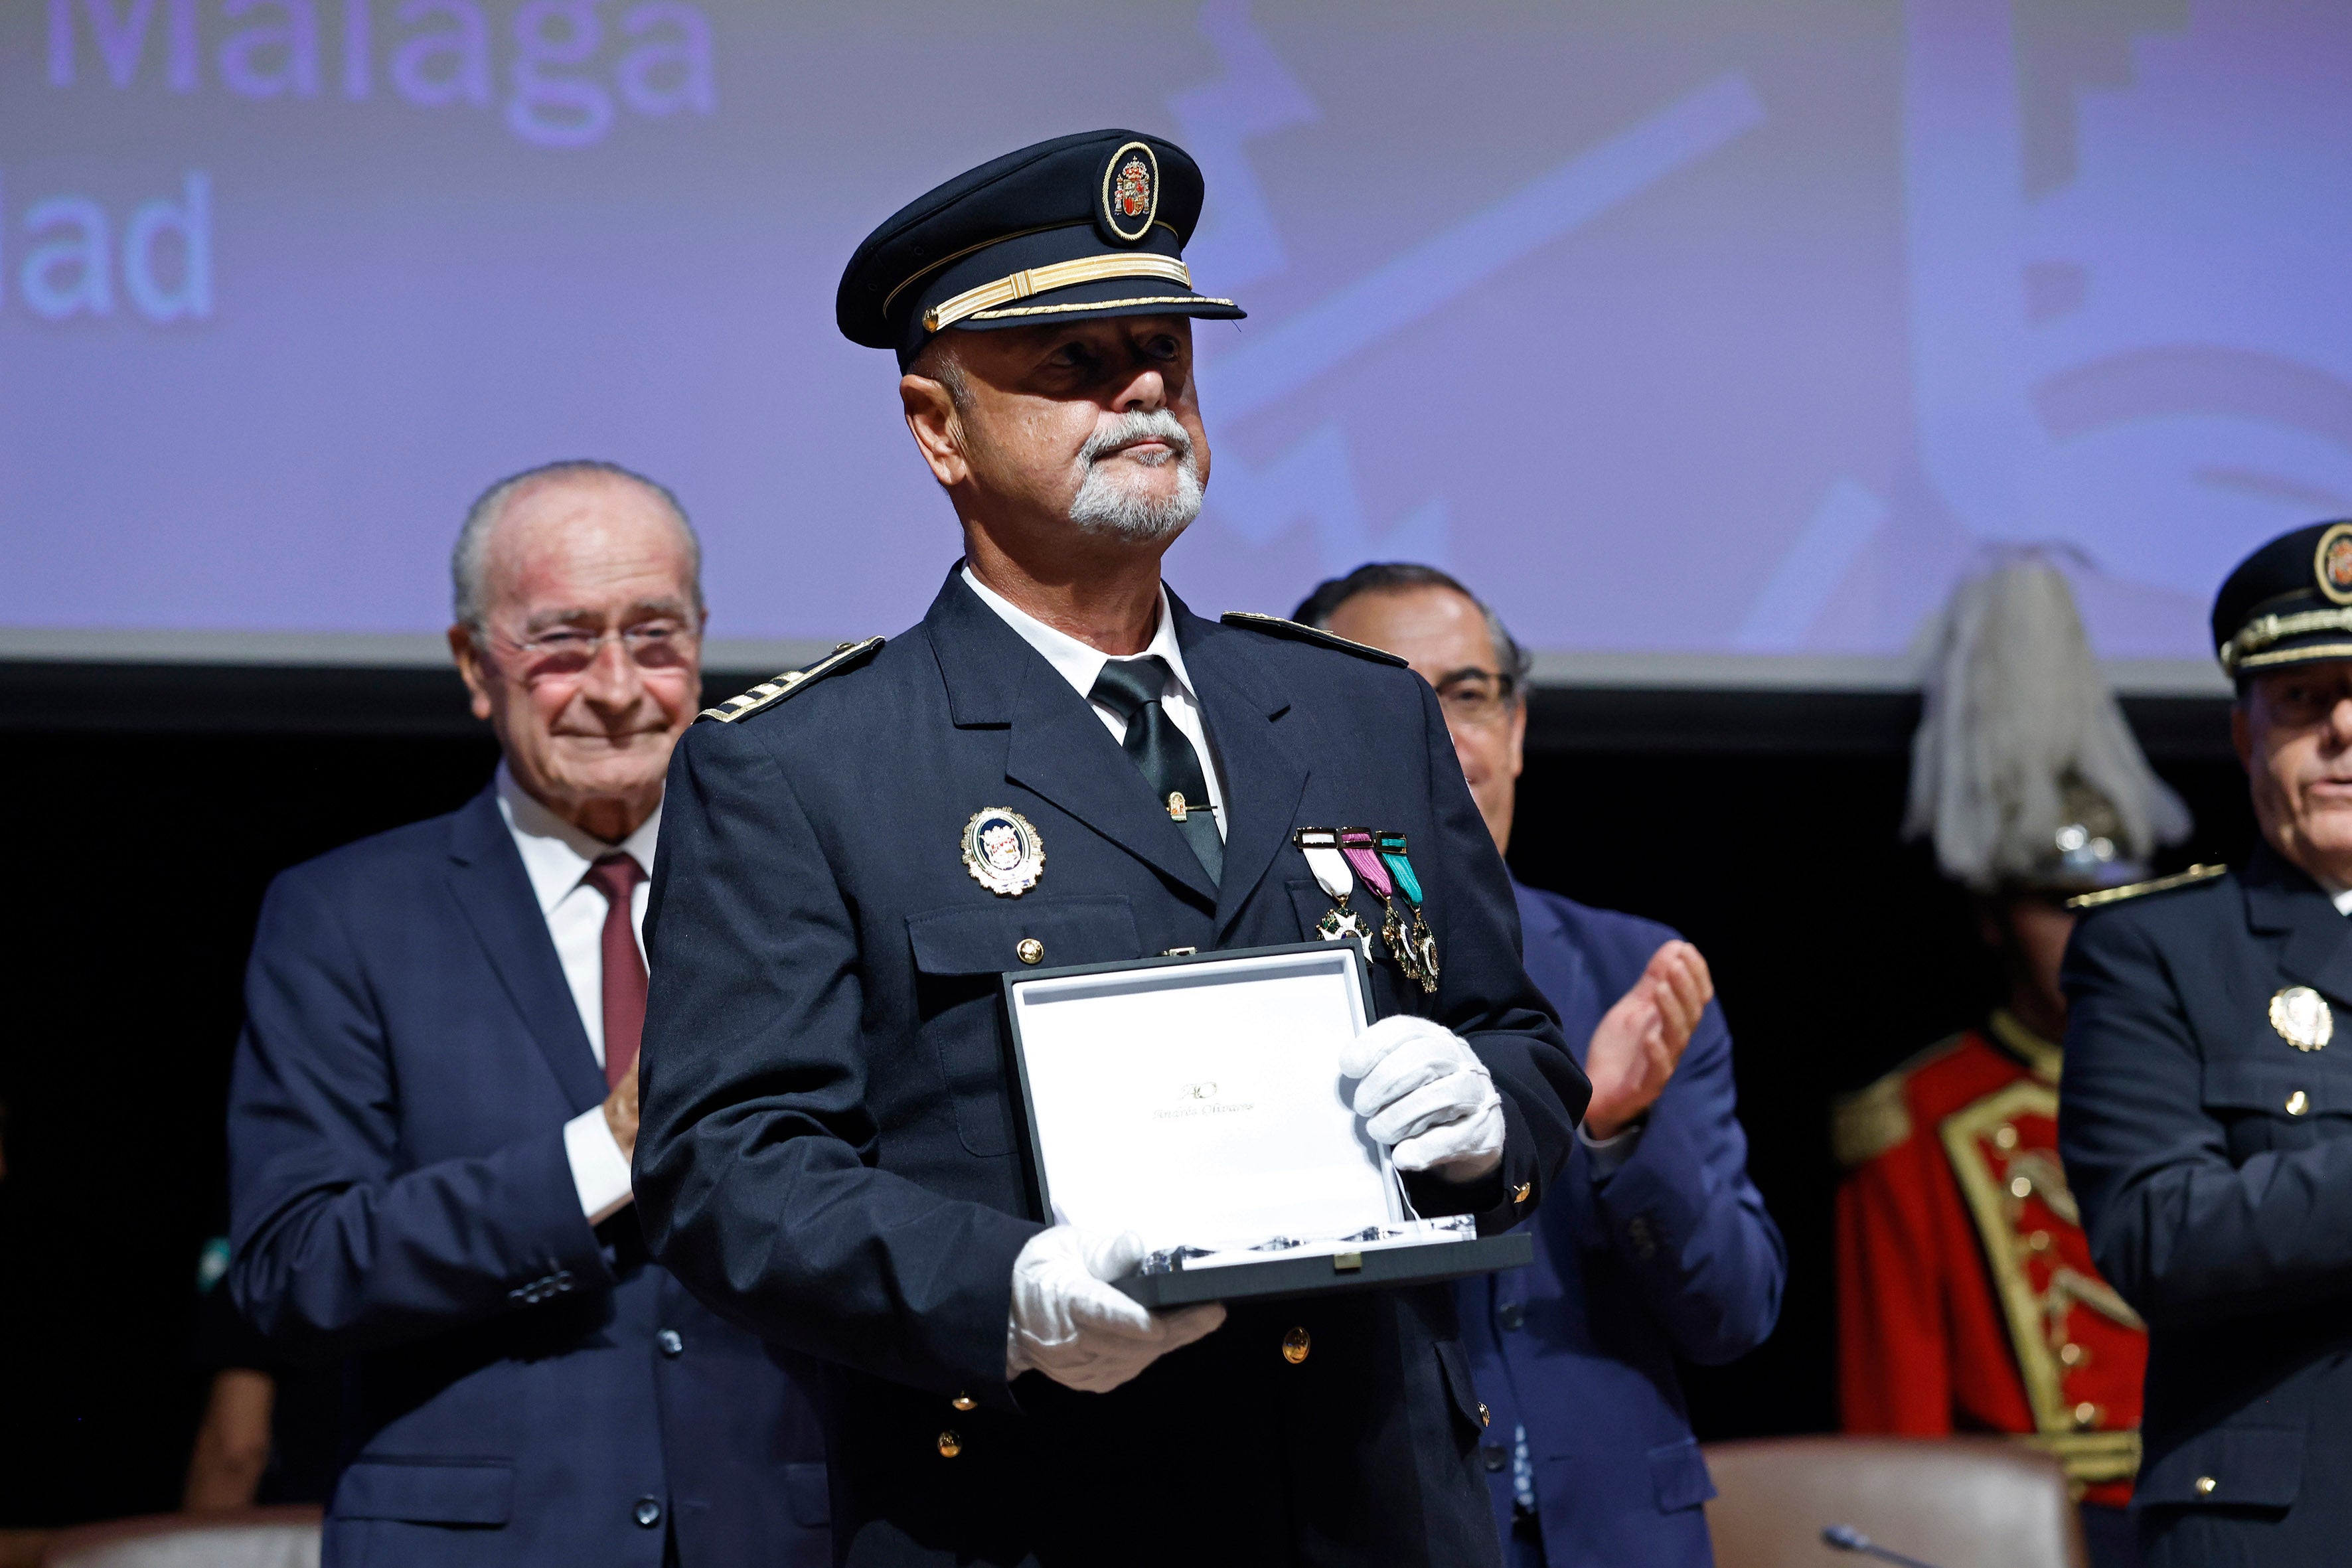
[1006,1225,1227,1393]
[1339,1015,1506,1182]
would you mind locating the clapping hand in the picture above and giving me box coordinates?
[1581,941,1711,1140]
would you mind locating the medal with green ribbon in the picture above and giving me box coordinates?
[1340,827,1431,992]
[1375,830,1440,986]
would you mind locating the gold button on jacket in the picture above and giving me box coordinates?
[1281,1326,1310,1364]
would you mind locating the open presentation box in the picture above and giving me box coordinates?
[1000,941,1531,1308]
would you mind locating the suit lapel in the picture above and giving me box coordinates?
[444,789,607,1115]
[927,571,1218,905]
[1176,603,1313,940]
[1512,886,1595,1066]
[2243,845,2352,1008]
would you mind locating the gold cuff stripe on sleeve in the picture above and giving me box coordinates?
[921,256,1194,333]
[2220,607,2352,672]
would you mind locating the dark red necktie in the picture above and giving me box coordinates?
[584,853,647,1089]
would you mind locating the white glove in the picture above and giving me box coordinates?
[1006,1226,1227,1393]
[1339,1016,1506,1182]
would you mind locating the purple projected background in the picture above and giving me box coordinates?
[3,0,2347,673]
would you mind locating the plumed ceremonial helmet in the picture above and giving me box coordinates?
[1907,552,2191,893]
[2212,521,2352,680]
[836,129,1247,369]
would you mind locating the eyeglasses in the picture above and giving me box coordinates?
[487,620,698,678]
[1434,669,1520,729]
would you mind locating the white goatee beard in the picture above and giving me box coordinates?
[1067,410,1204,543]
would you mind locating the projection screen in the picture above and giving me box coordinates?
[5,0,2343,692]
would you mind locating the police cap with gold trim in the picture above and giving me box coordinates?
[2213,520,2352,679]
[835,129,1245,368]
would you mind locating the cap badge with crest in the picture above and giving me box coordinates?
[2315,522,2352,605]
[1099,141,1158,243]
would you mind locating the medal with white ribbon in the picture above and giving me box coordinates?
[1375,830,1440,986]
[1293,828,1370,954]
[1340,826,1432,991]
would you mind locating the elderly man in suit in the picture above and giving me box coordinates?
[1300,562,1786,1568]
[226,460,828,1566]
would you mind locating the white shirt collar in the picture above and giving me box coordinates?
[959,564,1200,706]
[2331,886,2352,919]
[495,762,663,915]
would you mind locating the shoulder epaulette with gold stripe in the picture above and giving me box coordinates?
[2064,863,2228,912]
[1219,611,1407,667]
[696,637,884,724]
[1829,1034,1965,1169]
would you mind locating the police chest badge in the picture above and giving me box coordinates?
[963,807,1044,898]
[2270,986,2333,1052]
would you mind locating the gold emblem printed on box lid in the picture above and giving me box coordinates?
[962,807,1045,898]
[2270,986,2333,1052]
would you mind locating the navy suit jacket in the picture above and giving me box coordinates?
[226,785,829,1567]
[1458,885,1784,1568]
[635,572,1591,1567]
[2062,848,2352,1568]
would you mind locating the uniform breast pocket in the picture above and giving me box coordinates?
[2201,1059,2334,1158]
[906,897,1144,1158]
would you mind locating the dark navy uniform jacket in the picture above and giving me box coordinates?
[1461,886,1784,1567]
[635,571,1590,1567]
[226,787,830,1567]
[2061,845,2352,1568]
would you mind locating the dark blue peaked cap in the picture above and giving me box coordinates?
[2214,520,2352,679]
[835,129,1246,368]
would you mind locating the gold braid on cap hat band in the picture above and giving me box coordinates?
[2221,607,2352,672]
[921,254,1196,333]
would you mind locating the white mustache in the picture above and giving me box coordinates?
[1079,410,1192,467]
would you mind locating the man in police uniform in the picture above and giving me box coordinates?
[2062,520,2352,1567]
[632,131,1590,1566]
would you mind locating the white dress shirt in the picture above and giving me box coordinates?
[495,764,656,1225]
[959,566,1229,841]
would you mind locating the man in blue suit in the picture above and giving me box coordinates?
[226,460,828,1566]
[1306,564,1786,1568]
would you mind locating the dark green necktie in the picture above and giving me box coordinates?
[1089,655,1222,885]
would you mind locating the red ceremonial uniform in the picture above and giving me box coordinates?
[1833,1010,2146,1504]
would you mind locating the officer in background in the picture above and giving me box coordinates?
[633,132,1589,1566]
[1298,563,1785,1568]
[1838,554,2187,1568]
[2064,520,2352,1567]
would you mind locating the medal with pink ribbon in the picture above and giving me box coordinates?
[1340,827,1431,990]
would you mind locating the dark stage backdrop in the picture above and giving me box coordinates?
[0,684,2256,1528]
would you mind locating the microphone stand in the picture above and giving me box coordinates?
[1822,1524,1945,1568]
